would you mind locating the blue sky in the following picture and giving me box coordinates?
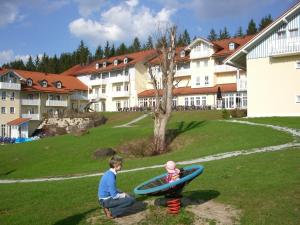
[0,0,298,65]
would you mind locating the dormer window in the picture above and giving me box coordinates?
[56,81,62,89]
[114,59,118,66]
[124,57,128,64]
[229,43,236,50]
[180,50,185,58]
[41,80,48,88]
[26,78,33,87]
[103,62,107,68]
[95,63,100,69]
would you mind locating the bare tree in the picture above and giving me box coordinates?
[148,26,177,153]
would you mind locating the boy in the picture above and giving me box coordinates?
[98,155,135,219]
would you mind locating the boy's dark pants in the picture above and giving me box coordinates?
[99,196,135,217]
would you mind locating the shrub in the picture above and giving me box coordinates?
[118,138,159,157]
[230,109,247,118]
[222,109,230,119]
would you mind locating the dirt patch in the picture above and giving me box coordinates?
[86,198,241,225]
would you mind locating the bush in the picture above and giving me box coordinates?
[93,148,116,159]
[222,109,230,119]
[118,138,158,157]
[230,109,247,118]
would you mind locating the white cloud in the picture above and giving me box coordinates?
[69,0,175,45]
[0,50,40,66]
[75,0,106,17]
[0,1,23,27]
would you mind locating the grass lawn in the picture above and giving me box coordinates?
[0,148,299,225]
[0,111,294,179]
[242,117,300,130]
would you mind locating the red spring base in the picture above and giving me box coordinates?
[167,198,181,214]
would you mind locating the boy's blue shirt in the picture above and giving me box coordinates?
[98,169,119,199]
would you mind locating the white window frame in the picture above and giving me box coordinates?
[289,28,299,38]
[42,80,47,87]
[204,60,208,67]
[180,50,185,58]
[2,91,6,100]
[114,59,118,66]
[296,95,300,103]
[56,82,62,89]
[124,58,128,64]
[204,76,209,85]
[296,61,300,69]
[27,79,33,86]
[10,92,15,101]
[277,30,287,39]
[202,96,207,106]
[103,62,107,68]
[196,97,201,106]
[116,85,121,92]
[10,107,15,114]
[196,76,200,86]
[1,107,5,114]
[229,43,235,50]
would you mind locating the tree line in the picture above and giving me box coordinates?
[207,14,273,41]
[2,14,273,74]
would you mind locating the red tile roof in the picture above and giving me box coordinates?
[11,69,87,93]
[7,118,30,126]
[148,47,191,65]
[138,83,237,97]
[212,35,255,58]
[59,64,85,76]
[73,49,158,76]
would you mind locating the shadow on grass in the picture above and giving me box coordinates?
[166,121,205,147]
[0,169,16,176]
[53,208,97,225]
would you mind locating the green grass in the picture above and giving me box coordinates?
[0,111,293,178]
[0,148,299,225]
[242,117,300,130]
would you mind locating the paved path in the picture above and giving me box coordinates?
[1,120,299,184]
[113,113,149,128]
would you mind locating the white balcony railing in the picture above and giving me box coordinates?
[237,79,247,91]
[70,93,88,101]
[214,64,237,73]
[111,91,130,98]
[46,100,68,107]
[89,78,108,86]
[110,76,129,83]
[0,82,21,90]
[270,37,300,57]
[21,113,40,120]
[190,51,212,59]
[88,93,106,101]
[175,69,191,77]
[21,99,40,106]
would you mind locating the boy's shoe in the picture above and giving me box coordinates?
[103,208,113,219]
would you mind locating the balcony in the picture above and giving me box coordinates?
[110,75,129,83]
[21,99,40,106]
[88,93,106,101]
[21,113,40,120]
[90,78,108,86]
[70,93,88,101]
[237,79,247,91]
[175,69,191,77]
[46,100,68,107]
[111,91,130,98]
[0,82,21,90]
[214,65,237,73]
[190,51,212,59]
[270,37,300,57]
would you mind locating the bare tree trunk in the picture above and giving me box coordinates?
[153,114,168,153]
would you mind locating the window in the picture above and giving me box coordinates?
[124,58,128,64]
[1,107,5,114]
[56,82,62,89]
[27,78,33,86]
[180,50,185,58]
[95,63,100,69]
[28,94,33,100]
[1,125,6,137]
[124,84,129,91]
[296,95,300,103]
[190,97,195,106]
[116,85,121,92]
[202,96,206,106]
[172,97,177,107]
[204,60,208,67]
[205,76,209,85]
[277,31,286,39]
[102,86,106,93]
[196,76,200,86]
[10,92,15,101]
[42,80,47,87]
[289,28,299,38]
[124,69,129,76]
[1,91,6,100]
[185,97,189,106]
[116,101,121,110]
[114,59,118,66]
[123,100,129,108]
[103,62,107,68]
[296,61,300,69]
[196,97,201,106]
[196,61,200,68]
[10,107,14,114]
[229,43,235,50]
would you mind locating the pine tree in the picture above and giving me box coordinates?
[95,45,103,59]
[26,56,36,71]
[259,14,273,31]
[182,29,191,45]
[110,44,115,57]
[247,19,257,35]
[145,35,154,49]
[219,27,231,40]
[34,55,40,69]
[235,26,244,37]
[131,37,141,52]
[104,41,110,58]
[208,28,218,41]
[116,43,128,55]
[76,40,90,65]
[177,34,185,46]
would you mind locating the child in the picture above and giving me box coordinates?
[98,155,135,219]
[165,160,180,183]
